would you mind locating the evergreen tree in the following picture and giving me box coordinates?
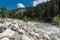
[1,7,10,18]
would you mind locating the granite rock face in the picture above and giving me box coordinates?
[0,18,58,40]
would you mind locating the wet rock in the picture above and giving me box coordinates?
[2,29,15,37]
[0,18,50,40]
[21,34,30,40]
[17,29,25,34]
[0,27,6,33]
[1,37,9,40]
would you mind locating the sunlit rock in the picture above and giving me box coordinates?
[18,29,25,34]
[1,37,9,40]
[0,18,59,40]
[2,29,15,36]
[21,34,30,40]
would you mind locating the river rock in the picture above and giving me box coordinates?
[1,37,9,40]
[0,18,51,40]
[21,34,30,40]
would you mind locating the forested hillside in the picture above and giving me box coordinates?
[25,0,60,22]
[0,0,60,24]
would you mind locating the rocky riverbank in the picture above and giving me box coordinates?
[0,18,60,40]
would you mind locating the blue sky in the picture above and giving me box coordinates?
[0,0,34,10]
[0,0,49,10]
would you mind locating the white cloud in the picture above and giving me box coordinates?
[17,3,25,8]
[33,0,50,6]
[33,1,39,6]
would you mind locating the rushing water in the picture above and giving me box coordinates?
[27,21,60,40]
[0,18,60,40]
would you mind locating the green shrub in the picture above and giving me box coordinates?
[22,16,28,22]
[52,16,60,25]
[0,14,2,18]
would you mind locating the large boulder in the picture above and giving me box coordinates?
[1,37,9,40]
[21,34,30,40]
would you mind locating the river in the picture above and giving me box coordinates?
[27,21,60,40]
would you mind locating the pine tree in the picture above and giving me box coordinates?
[1,7,10,18]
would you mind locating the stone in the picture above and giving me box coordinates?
[1,37,9,40]
[21,34,30,40]
[2,29,15,37]
[17,29,25,34]
[0,18,50,40]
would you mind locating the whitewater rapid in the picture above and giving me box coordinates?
[0,18,60,40]
[27,21,60,40]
